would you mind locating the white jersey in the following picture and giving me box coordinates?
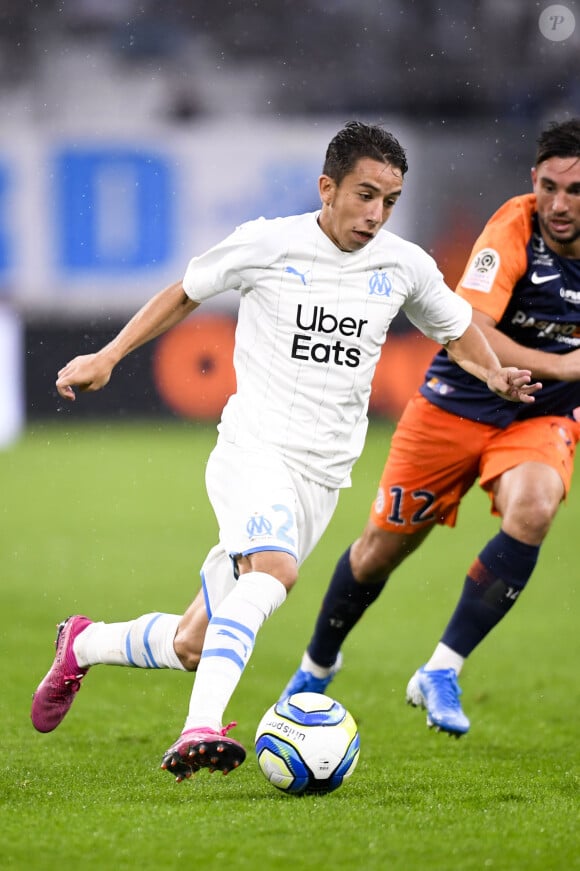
[183,211,471,489]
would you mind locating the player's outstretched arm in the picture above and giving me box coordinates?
[445,322,542,404]
[472,309,580,382]
[56,282,198,401]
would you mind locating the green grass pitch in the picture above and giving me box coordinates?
[1,421,578,870]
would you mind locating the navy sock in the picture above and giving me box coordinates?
[307,547,387,667]
[441,529,539,657]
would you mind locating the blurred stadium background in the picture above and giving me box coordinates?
[3,11,579,866]
[0,0,578,443]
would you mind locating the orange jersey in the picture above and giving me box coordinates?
[419,194,580,426]
[455,193,533,319]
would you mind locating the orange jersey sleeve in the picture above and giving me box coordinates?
[455,194,535,322]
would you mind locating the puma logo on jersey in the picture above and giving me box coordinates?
[530,271,560,285]
[285,265,309,285]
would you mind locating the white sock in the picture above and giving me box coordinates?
[183,571,287,732]
[73,613,186,670]
[424,642,464,676]
[300,650,335,678]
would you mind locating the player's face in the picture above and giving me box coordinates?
[532,156,580,256]
[318,157,403,252]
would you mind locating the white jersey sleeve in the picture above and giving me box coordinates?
[181,214,471,489]
[183,217,275,300]
[396,241,472,342]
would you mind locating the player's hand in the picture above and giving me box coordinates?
[488,367,542,403]
[56,353,114,401]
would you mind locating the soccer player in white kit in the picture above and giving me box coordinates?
[31,122,540,783]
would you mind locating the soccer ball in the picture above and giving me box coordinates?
[255,692,360,795]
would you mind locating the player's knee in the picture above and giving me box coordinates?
[265,561,298,592]
[240,551,298,592]
[528,502,557,540]
[497,465,563,544]
[506,496,558,543]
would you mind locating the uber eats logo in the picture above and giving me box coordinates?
[291,304,367,367]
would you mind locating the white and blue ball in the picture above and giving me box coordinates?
[255,692,360,795]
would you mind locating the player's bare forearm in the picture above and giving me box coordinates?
[445,323,541,403]
[102,283,198,361]
[446,322,505,383]
[56,282,198,401]
[472,309,580,381]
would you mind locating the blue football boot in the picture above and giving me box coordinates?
[278,652,343,701]
[406,666,470,737]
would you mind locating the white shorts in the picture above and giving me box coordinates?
[200,440,339,617]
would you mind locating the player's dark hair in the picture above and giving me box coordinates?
[323,121,408,184]
[536,118,580,165]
